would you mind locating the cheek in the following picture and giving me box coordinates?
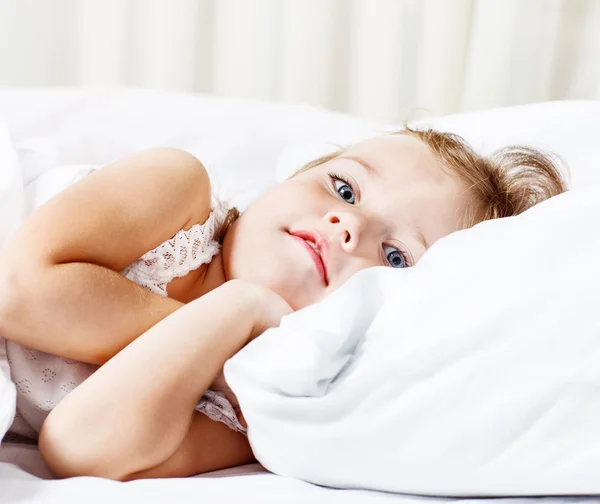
[254,181,328,227]
[221,209,288,286]
[249,184,303,220]
[220,179,333,300]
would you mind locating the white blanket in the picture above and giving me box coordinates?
[3,462,593,504]
[226,188,600,496]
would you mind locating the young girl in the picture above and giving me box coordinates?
[0,127,566,481]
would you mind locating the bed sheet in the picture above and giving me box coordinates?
[2,462,595,504]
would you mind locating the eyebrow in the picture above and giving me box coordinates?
[338,155,380,178]
[414,225,429,250]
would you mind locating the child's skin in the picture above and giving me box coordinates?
[0,134,473,480]
[219,133,472,310]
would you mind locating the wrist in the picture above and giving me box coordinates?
[219,279,266,340]
[221,280,293,341]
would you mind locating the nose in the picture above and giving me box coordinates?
[325,211,364,254]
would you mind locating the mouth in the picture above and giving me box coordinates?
[289,230,329,286]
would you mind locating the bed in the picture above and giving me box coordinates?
[1,87,600,503]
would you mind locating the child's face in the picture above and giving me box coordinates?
[222,134,473,310]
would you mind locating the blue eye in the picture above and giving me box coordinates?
[384,245,408,268]
[331,176,356,204]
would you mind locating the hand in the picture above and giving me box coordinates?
[246,281,294,342]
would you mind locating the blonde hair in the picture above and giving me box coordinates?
[215,206,240,244]
[399,126,568,227]
[291,126,568,229]
[216,127,568,240]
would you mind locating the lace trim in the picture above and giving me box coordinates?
[120,211,221,297]
[195,390,247,434]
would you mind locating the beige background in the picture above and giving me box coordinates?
[0,0,599,122]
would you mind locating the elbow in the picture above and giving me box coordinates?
[38,412,88,479]
[39,411,129,481]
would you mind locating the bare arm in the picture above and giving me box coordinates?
[124,413,255,480]
[38,280,292,480]
[0,148,210,364]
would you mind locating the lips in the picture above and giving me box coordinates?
[290,230,329,286]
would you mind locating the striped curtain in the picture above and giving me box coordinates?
[0,0,599,122]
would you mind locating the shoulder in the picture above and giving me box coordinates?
[0,147,216,277]
[138,147,210,196]
[132,148,213,228]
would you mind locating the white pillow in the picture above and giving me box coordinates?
[0,87,383,211]
[226,186,600,496]
[275,100,600,188]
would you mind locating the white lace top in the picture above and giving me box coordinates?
[4,208,246,441]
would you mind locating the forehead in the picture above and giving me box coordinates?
[343,134,445,182]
